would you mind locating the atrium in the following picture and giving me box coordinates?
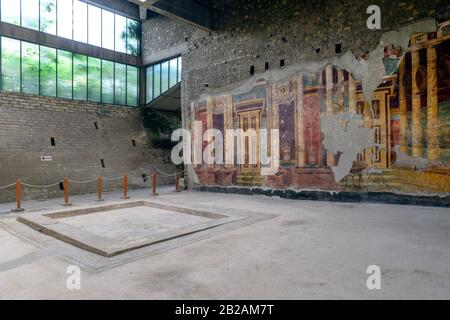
[0,0,449,301]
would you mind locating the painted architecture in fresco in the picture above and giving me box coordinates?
[187,21,450,194]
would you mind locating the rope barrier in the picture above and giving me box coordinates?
[153,167,185,177]
[1,169,184,189]
[21,181,64,188]
[128,176,148,181]
[67,178,98,184]
[102,177,123,181]
[0,182,17,190]
[3,168,185,212]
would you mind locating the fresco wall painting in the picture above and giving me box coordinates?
[188,21,450,194]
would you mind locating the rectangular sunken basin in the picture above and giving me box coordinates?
[17,201,241,257]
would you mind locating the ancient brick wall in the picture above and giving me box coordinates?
[0,92,175,203]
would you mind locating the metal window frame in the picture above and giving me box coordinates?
[0,0,141,107]
[0,34,138,107]
[144,55,182,104]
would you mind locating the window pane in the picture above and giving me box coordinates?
[73,0,87,43]
[73,54,87,100]
[146,66,153,103]
[40,0,57,34]
[40,46,57,96]
[127,66,138,107]
[161,61,169,93]
[101,60,114,103]
[1,37,21,92]
[126,19,139,56]
[22,0,39,30]
[115,15,127,53]
[21,42,40,94]
[153,64,161,97]
[169,58,178,87]
[1,0,20,25]
[177,57,182,82]
[88,5,101,47]
[57,50,73,99]
[88,57,101,102]
[57,0,72,39]
[102,10,114,50]
[114,63,126,105]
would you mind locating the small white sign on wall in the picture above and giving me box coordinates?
[40,156,53,162]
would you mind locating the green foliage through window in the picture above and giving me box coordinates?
[40,46,57,96]
[73,54,87,100]
[0,36,139,107]
[101,60,114,104]
[21,42,39,94]
[40,0,56,34]
[1,37,21,92]
[88,57,101,102]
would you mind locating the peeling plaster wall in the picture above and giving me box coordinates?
[141,0,450,197]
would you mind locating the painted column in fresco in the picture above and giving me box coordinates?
[427,45,440,161]
[399,57,408,154]
[190,102,197,164]
[411,49,423,158]
[207,97,213,167]
[224,95,234,168]
[326,64,335,166]
[364,101,373,167]
[271,85,280,136]
[271,85,280,164]
[295,74,305,167]
[337,69,344,112]
[349,73,357,114]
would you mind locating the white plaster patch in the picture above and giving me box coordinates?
[321,114,374,182]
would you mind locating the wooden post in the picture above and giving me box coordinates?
[97,176,104,202]
[11,179,25,212]
[63,177,71,206]
[121,175,130,199]
[151,173,158,196]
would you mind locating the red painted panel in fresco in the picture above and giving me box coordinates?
[303,95,321,166]
[391,119,400,148]
[198,111,208,151]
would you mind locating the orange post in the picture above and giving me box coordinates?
[121,175,130,199]
[11,179,25,212]
[97,176,104,202]
[63,177,71,206]
[151,173,158,196]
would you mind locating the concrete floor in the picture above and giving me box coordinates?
[0,186,449,299]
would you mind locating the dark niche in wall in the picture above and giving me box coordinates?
[142,108,182,150]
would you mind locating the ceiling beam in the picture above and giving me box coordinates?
[130,0,214,31]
